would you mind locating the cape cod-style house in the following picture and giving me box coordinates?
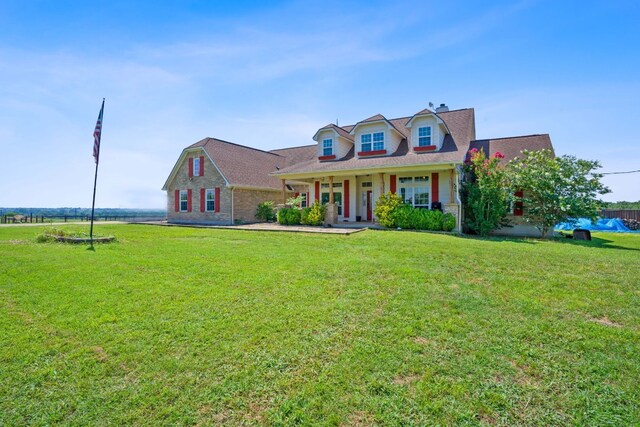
[162,104,553,235]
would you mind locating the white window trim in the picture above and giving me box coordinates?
[193,157,201,176]
[205,189,215,212]
[417,126,432,147]
[360,132,385,152]
[322,138,333,156]
[300,192,308,208]
[179,190,188,212]
[398,176,431,208]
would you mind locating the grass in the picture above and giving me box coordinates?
[1,224,639,426]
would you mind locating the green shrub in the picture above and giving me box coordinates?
[412,208,442,231]
[373,192,404,228]
[256,201,276,222]
[277,207,301,225]
[301,202,325,226]
[392,204,414,229]
[442,212,456,231]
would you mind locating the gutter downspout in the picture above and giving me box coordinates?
[454,165,463,232]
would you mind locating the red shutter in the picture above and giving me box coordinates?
[306,192,310,207]
[188,158,193,177]
[214,187,220,213]
[431,173,439,203]
[200,188,205,212]
[174,190,179,212]
[514,190,524,216]
[294,192,299,197]
[199,156,204,176]
[390,174,396,194]
[187,189,192,212]
[343,180,350,218]
[314,181,320,202]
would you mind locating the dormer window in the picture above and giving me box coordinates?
[418,127,432,147]
[373,132,384,151]
[360,132,384,152]
[322,139,333,156]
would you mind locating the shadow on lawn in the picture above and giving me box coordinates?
[457,233,640,251]
[553,234,640,252]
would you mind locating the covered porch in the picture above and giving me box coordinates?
[277,165,463,231]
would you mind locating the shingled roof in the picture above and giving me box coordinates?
[468,134,554,162]
[163,137,291,191]
[273,108,476,176]
[165,106,552,190]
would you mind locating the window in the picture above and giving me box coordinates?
[193,157,200,176]
[360,134,372,152]
[300,192,307,208]
[321,182,342,189]
[361,181,372,188]
[179,190,188,211]
[418,127,432,147]
[205,189,215,212]
[373,132,384,151]
[322,139,333,156]
[321,191,342,215]
[398,176,430,208]
[360,132,384,152]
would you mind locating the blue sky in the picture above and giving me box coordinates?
[1,0,638,208]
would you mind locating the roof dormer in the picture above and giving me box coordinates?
[405,108,450,152]
[312,124,354,161]
[349,114,405,158]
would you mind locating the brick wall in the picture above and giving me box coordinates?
[233,188,289,223]
[166,151,233,224]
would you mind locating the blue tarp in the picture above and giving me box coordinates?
[555,218,639,233]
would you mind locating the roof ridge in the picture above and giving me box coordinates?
[438,107,474,114]
[473,133,549,142]
[270,143,317,151]
[204,137,284,157]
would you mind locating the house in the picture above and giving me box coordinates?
[163,104,553,234]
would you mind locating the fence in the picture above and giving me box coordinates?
[1,214,166,224]
[600,209,640,221]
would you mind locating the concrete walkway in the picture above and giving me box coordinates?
[138,221,370,235]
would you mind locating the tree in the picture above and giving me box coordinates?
[462,148,510,236]
[508,149,610,237]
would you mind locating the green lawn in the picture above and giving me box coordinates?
[1,225,639,426]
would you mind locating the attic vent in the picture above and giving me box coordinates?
[435,103,449,113]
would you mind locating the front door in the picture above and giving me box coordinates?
[366,190,372,221]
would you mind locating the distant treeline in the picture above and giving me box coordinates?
[1,207,166,217]
[602,201,640,210]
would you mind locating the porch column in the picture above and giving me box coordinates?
[449,170,455,202]
[328,176,334,203]
[281,179,287,204]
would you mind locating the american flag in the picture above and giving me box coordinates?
[93,99,104,164]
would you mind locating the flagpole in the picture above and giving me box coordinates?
[89,98,105,248]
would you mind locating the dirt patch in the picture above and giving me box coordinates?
[392,373,421,386]
[343,411,376,426]
[90,346,108,362]
[7,239,28,245]
[590,316,622,328]
[413,336,431,345]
